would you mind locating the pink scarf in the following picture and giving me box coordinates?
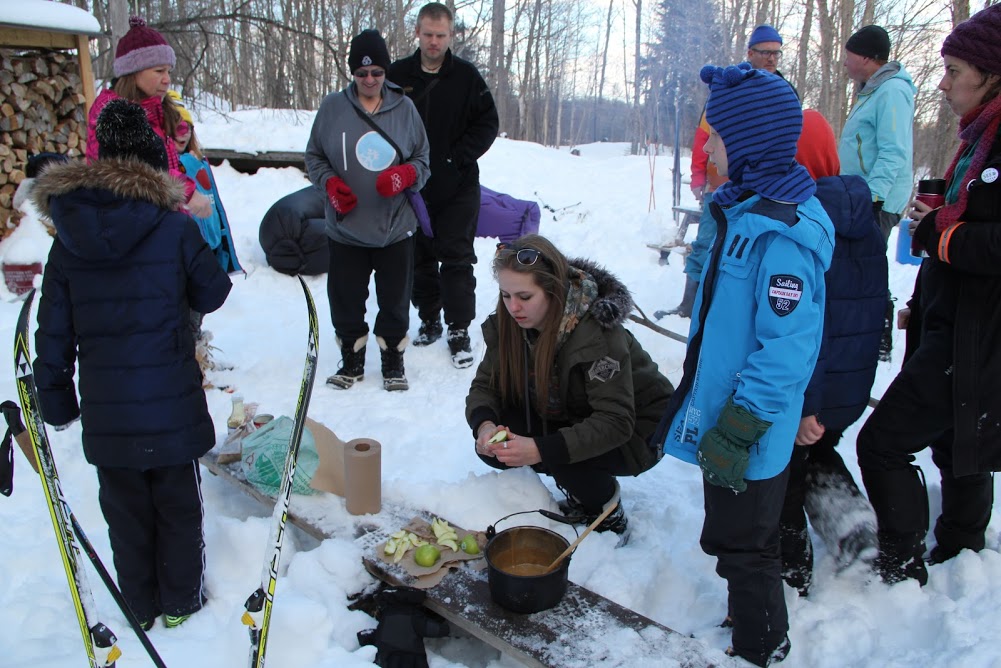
[936,94,1001,232]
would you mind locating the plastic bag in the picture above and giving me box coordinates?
[240,415,319,496]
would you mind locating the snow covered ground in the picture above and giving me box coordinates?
[1,111,999,667]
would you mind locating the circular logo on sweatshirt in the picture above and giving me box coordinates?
[981,167,998,184]
[356,131,395,172]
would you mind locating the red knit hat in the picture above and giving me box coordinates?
[942,4,1001,76]
[114,16,176,78]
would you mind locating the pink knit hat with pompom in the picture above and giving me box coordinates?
[114,16,176,78]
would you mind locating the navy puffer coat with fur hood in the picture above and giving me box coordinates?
[31,157,232,470]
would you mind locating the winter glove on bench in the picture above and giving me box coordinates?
[357,586,449,668]
[376,164,417,198]
[697,397,771,493]
[325,176,357,215]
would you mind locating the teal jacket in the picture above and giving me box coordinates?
[658,195,834,480]
[838,62,916,215]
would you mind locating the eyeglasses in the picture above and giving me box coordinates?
[496,243,543,266]
[354,69,385,79]
[750,48,782,59]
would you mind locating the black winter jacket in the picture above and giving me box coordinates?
[31,158,232,470]
[388,49,499,205]
[803,175,887,431]
[911,125,1001,475]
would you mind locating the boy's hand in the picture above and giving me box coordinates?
[697,398,772,493]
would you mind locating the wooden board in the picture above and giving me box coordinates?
[359,529,723,668]
[200,452,724,668]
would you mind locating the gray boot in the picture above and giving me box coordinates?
[326,335,367,389]
[377,336,409,392]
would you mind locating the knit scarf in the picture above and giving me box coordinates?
[936,94,1001,232]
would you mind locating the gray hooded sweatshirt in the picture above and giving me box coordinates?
[305,81,430,248]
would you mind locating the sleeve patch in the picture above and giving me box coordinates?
[768,274,803,317]
[588,356,621,382]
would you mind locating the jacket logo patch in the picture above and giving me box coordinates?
[768,274,803,317]
[588,357,620,382]
[981,167,998,184]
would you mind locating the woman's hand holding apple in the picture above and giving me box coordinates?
[475,421,506,456]
[492,432,542,467]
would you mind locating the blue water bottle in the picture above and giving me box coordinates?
[895,219,923,266]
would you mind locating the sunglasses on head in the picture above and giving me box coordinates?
[496,242,543,266]
[354,68,386,79]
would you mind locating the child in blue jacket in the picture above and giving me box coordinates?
[168,91,243,276]
[653,64,834,667]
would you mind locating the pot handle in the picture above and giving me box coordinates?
[486,509,580,540]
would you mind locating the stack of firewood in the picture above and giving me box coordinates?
[0,48,87,239]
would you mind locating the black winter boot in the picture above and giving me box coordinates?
[377,336,409,392]
[326,335,367,389]
[862,465,930,586]
[874,531,928,585]
[447,327,474,369]
[412,317,443,347]
[665,276,699,318]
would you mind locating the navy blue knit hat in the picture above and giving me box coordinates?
[748,25,783,48]
[701,63,815,205]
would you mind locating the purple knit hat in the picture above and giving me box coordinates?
[942,4,1001,76]
[114,16,176,78]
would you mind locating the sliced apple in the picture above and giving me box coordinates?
[487,430,509,444]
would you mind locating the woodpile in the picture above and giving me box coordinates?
[1,48,87,240]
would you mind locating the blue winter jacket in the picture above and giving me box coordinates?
[802,175,887,431]
[178,152,244,275]
[838,62,916,215]
[660,195,834,480]
[31,158,232,470]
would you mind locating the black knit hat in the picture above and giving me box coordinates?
[348,29,391,73]
[846,25,891,61]
[96,99,169,171]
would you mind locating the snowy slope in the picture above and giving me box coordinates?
[0,125,999,667]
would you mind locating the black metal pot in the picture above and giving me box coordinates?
[484,510,576,614]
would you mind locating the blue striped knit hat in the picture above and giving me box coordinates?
[701,63,815,205]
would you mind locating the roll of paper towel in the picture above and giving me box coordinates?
[344,438,381,515]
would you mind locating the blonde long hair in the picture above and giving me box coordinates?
[492,234,569,414]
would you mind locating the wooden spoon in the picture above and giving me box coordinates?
[541,500,619,574]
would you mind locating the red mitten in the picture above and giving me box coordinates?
[326,176,358,215]
[376,164,418,198]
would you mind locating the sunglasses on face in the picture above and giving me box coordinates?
[175,121,191,137]
[354,69,386,79]
[496,242,543,266]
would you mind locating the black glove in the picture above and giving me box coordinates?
[872,200,884,217]
[912,209,940,257]
[357,586,449,668]
[697,398,772,493]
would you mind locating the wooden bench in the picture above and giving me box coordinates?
[649,205,703,265]
[200,452,723,667]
